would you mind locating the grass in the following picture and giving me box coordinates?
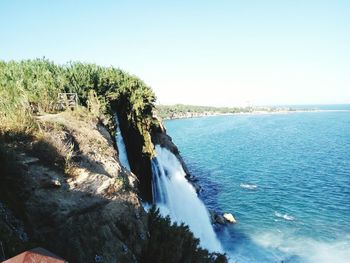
[0,59,156,147]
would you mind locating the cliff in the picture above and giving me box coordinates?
[0,110,227,263]
[0,59,227,263]
[0,111,148,262]
[112,98,155,203]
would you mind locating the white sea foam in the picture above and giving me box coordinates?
[252,231,350,263]
[240,183,258,190]
[275,211,295,221]
[151,145,223,252]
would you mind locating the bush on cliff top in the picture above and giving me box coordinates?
[0,59,156,155]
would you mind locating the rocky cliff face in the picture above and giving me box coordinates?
[151,121,189,173]
[0,111,227,263]
[115,106,202,199]
[0,112,148,262]
[113,100,155,203]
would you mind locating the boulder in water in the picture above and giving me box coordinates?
[209,210,226,225]
[223,213,236,224]
[215,214,226,225]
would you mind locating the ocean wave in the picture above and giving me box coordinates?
[275,211,295,221]
[240,183,258,190]
[252,231,350,263]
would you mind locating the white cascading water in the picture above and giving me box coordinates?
[114,116,131,171]
[151,145,223,252]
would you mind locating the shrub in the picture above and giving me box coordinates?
[0,59,157,157]
[142,206,227,263]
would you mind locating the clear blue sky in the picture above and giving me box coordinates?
[1,0,349,106]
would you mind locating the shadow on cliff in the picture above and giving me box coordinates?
[31,131,112,178]
[0,132,148,262]
[0,131,229,263]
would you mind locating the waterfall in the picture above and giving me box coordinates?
[114,116,131,171]
[151,145,223,252]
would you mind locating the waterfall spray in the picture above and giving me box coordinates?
[115,115,131,171]
[151,145,223,252]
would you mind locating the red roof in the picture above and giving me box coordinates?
[3,247,66,263]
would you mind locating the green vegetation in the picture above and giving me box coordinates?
[0,58,158,199]
[0,59,156,148]
[142,206,227,263]
[156,104,252,119]
[156,104,309,120]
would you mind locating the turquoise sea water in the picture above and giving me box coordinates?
[164,108,350,263]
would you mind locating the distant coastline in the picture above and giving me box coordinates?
[156,104,315,120]
[156,104,350,120]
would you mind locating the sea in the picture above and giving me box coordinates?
[163,105,350,263]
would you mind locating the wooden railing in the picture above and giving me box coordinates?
[57,93,78,110]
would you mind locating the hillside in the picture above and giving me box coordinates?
[0,59,227,262]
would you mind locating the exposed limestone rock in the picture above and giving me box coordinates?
[0,113,148,262]
[223,213,237,224]
[22,157,40,165]
[39,177,61,188]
